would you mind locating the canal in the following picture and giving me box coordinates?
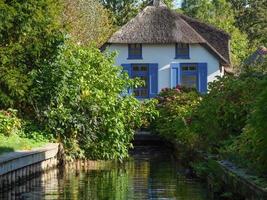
[0,145,208,199]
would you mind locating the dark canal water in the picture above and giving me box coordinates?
[0,146,208,200]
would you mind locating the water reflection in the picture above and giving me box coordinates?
[0,146,208,200]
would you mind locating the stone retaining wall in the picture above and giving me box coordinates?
[167,139,267,200]
[207,159,267,200]
[0,143,61,191]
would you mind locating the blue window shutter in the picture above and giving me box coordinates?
[149,63,158,98]
[170,63,180,88]
[121,63,132,77]
[121,64,132,94]
[198,63,208,93]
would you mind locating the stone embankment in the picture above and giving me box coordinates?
[0,143,62,191]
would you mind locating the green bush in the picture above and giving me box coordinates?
[0,109,50,154]
[152,86,201,155]
[151,67,267,175]
[19,120,54,143]
[192,75,262,153]
[30,44,158,160]
[0,0,64,109]
[0,109,21,136]
[0,0,158,160]
[227,77,267,174]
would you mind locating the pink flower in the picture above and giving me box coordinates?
[175,88,181,93]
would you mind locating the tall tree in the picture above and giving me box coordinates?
[227,0,267,46]
[62,0,114,46]
[141,0,175,8]
[100,0,175,26]
[0,0,64,109]
[99,0,139,26]
[182,0,251,67]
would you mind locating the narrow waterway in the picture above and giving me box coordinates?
[0,145,208,200]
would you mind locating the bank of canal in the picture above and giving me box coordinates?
[0,144,207,199]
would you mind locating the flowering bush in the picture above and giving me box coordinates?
[152,71,267,175]
[152,86,201,156]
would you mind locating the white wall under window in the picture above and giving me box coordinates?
[107,43,221,92]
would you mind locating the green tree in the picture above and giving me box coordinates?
[30,44,158,160]
[227,0,267,46]
[99,0,139,26]
[100,0,175,26]
[0,0,64,109]
[62,0,114,47]
[235,78,267,174]
[182,0,251,67]
[140,0,175,9]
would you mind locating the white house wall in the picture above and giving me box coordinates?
[108,44,221,92]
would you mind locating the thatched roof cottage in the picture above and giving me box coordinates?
[105,0,231,98]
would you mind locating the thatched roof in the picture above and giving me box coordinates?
[107,0,231,66]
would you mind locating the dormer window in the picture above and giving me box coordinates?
[128,44,142,59]
[176,43,189,59]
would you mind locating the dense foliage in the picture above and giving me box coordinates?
[99,0,139,26]
[30,44,158,160]
[227,0,267,46]
[227,77,267,174]
[0,0,158,161]
[0,109,21,136]
[182,0,251,67]
[100,0,175,26]
[152,86,201,156]
[0,0,64,109]
[193,74,262,152]
[62,0,114,46]
[0,108,50,155]
[153,67,267,174]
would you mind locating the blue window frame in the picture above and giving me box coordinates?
[121,63,158,98]
[180,64,198,89]
[132,64,149,98]
[175,43,189,59]
[128,44,142,59]
[171,63,207,93]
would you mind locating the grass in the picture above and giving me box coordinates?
[0,134,48,156]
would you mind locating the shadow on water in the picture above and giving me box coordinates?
[0,143,208,200]
[0,147,14,156]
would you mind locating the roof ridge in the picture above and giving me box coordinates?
[107,4,231,65]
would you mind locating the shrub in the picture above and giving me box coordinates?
[0,0,64,109]
[30,44,158,160]
[19,120,54,143]
[192,74,262,153]
[152,86,201,155]
[0,109,21,136]
[227,77,267,174]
